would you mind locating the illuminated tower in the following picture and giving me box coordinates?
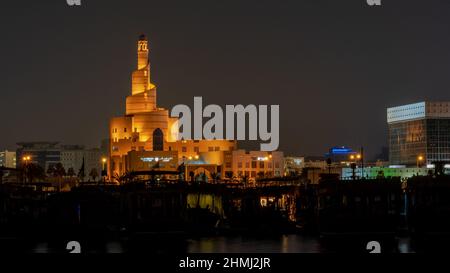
[109,34,237,177]
[137,34,149,70]
[126,34,157,114]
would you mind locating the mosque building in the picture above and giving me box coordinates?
[109,35,237,179]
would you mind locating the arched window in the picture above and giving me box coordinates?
[153,128,164,151]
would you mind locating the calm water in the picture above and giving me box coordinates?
[9,234,415,253]
[186,235,415,253]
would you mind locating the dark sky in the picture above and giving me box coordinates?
[1,0,450,159]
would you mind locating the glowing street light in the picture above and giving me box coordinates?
[22,156,31,163]
[101,157,107,181]
[22,155,31,184]
[417,155,424,168]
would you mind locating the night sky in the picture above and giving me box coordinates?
[1,0,450,159]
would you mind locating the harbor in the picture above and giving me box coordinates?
[1,165,450,253]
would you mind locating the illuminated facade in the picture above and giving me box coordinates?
[388,102,450,166]
[60,145,103,176]
[284,156,304,176]
[109,35,236,176]
[0,150,16,168]
[341,166,450,180]
[325,146,358,163]
[222,150,284,180]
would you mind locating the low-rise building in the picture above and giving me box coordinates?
[222,150,284,180]
[60,145,103,177]
[0,150,16,168]
[341,166,450,180]
[284,156,304,176]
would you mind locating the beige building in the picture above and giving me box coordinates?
[60,145,103,176]
[109,35,235,176]
[222,150,284,180]
[0,150,16,168]
[284,156,305,176]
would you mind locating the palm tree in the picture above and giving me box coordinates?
[112,171,135,185]
[46,165,55,177]
[67,167,76,177]
[89,168,99,182]
[25,163,46,183]
[54,163,66,177]
[210,172,220,183]
[53,163,66,192]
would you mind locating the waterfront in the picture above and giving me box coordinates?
[2,174,450,254]
[0,234,413,254]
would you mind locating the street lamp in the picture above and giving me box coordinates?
[101,157,107,182]
[417,155,424,168]
[349,152,363,178]
[22,156,31,183]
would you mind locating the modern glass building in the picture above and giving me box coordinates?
[387,102,450,166]
[16,142,61,170]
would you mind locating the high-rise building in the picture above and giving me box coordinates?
[109,35,236,176]
[16,142,61,170]
[0,150,16,168]
[387,101,450,166]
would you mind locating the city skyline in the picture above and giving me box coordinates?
[3,0,450,258]
[2,0,450,159]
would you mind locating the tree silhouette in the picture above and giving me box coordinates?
[53,163,66,177]
[26,163,46,183]
[47,165,55,177]
[67,167,76,177]
[112,171,135,185]
[89,168,99,181]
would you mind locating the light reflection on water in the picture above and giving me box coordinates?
[19,235,415,253]
[186,235,417,253]
[186,235,324,253]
